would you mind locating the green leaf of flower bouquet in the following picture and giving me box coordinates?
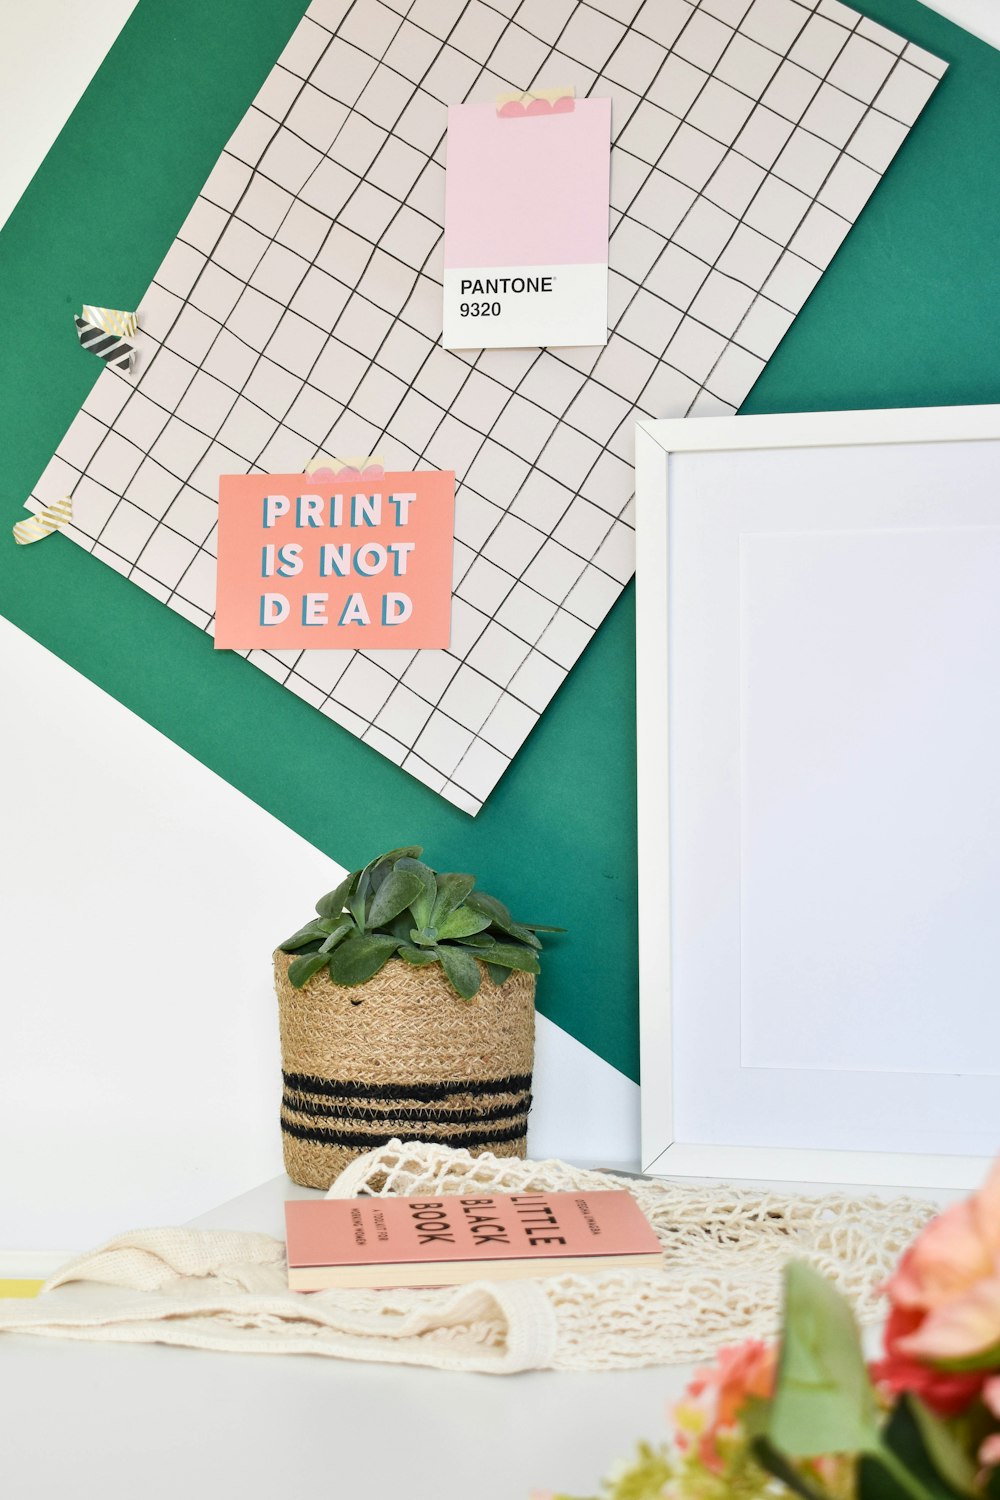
[398,944,437,967]
[900,1396,979,1497]
[430,872,476,927]
[770,1286,862,1456]
[436,905,492,940]
[396,857,437,929]
[750,1438,838,1500]
[769,1262,882,1460]
[318,919,354,954]
[366,869,426,929]
[485,963,511,987]
[327,933,400,986]
[280,921,329,951]
[287,951,330,988]
[934,1340,1000,1374]
[315,873,356,920]
[438,945,482,1000]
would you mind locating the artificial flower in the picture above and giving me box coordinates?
[978,1378,1000,1470]
[673,1339,776,1473]
[885,1157,1000,1313]
[874,1158,1000,1393]
[871,1304,987,1416]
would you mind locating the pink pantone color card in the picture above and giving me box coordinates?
[443,97,611,351]
[214,471,455,651]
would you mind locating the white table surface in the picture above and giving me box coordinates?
[0,1173,696,1500]
[1,1170,957,1500]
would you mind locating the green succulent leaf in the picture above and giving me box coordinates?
[287,951,330,988]
[315,873,356,920]
[327,933,400,986]
[465,890,513,928]
[461,941,540,975]
[367,846,423,892]
[396,857,437,928]
[466,892,549,950]
[366,869,427,929]
[387,913,415,943]
[280,921,330,951]
[438,945,482,999]
[398,944,437,967]
[409,927,439,948]
[284,850,557,993]
[436,905,492,940]
[318,919,354,953]
[372,845,424,868]
[349,867,371,929]
[430,873,476,926]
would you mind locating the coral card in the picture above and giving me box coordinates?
[442,96,611,350]
[214,470,454,650]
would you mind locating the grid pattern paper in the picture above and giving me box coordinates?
[28,0,945,814]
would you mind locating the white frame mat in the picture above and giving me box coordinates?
[636,404,1000,1189]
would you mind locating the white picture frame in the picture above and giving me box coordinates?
[635,405,1000,1190]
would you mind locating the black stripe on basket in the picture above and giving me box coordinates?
[282,1092,532,1127]
[282,1071,532,1103]
[280,1117,528,1151]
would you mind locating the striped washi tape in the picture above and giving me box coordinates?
[13,497,73,546]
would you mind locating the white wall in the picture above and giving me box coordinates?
[0,619,637,1252]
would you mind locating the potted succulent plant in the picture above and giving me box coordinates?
[274,846,559,1189]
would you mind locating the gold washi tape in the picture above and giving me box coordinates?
[13,497,73,546]
[81,305,138,338]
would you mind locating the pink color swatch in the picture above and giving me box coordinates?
[444,98,612,270]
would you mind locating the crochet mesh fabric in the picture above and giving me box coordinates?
[329,1140,934,1368]
[0,1141,935,1372]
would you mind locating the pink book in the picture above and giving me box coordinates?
[285,1190,661,1290]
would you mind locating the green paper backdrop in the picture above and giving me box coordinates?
[1,0,998,1083]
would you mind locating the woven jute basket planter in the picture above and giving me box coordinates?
[274,950,535,1190]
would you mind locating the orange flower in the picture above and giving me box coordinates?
[673,1339,776,1473]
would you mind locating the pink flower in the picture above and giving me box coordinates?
[673,1340,776,1473]
[979,1378,1000,1469]
[887,1159,1000,1316]
[871,1305,987,1416]
[871,1157,1000,1414]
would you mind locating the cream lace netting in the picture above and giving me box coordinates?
[0,1140,935,1372]
[330,1141,934,1367]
